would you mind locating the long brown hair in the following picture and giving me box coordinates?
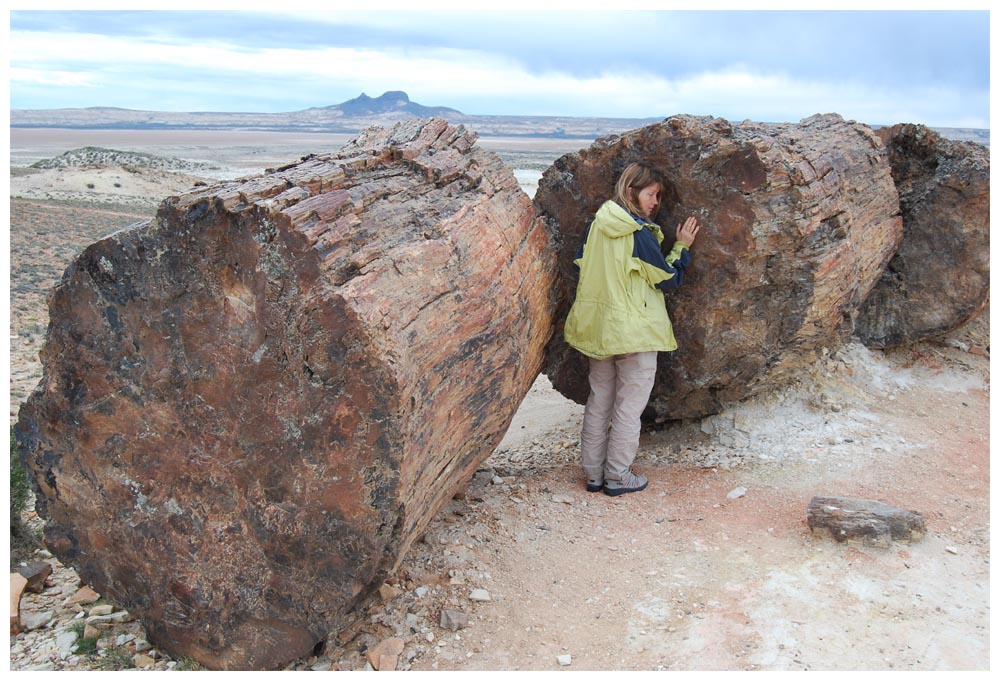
[614,162,665,220]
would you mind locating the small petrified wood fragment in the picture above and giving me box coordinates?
[16,560,53,594]
[10,573,29,635]
[807,496,926,546]
[855,123,990,348]
[536,114,902,421]
[14,118,557,669]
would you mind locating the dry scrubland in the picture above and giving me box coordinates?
[8,131,990,671]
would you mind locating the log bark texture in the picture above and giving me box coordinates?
[855,124,990,348]
[14,118,557,669]
[536,114,903,421]
[807,496,926,546]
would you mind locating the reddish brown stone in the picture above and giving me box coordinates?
[14,118,557,669]
[856,124,990,347]
[10,573,28,635]
[16,560,52,593]
[536,114,902,421]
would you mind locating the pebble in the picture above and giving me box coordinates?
[551,494,574,504]
[726,487,747,499]
[945,546,959,555]
[64,586,100,606]
[87,611,130,626]
[55,630,78,659]
[469,588,492,602]
[27,662,55,671]
[557,654,572,666]
[379,583,403,601]
[21,610,55,631]
[440,609,469,631]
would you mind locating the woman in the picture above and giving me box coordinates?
[564,162,701,496]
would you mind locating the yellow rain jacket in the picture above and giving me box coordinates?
[564,200,691,360]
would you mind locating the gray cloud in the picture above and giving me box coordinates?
[8,9,990,127]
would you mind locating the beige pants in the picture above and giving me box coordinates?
[580,351,658,483]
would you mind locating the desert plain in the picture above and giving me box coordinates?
[8,127,990,671]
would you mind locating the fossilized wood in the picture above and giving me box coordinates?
[536,114,902,421]
[14,118,557,669]
[855,124,990,348]
[16,560,53,594]
[10,573,28,635]
[807,496,926,546]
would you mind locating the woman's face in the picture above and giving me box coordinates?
[635,183,661,219]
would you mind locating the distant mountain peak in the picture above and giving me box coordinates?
[328,90,461,117]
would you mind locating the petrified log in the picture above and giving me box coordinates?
[807,496,926,546]
[855,124,990,348]
[536,114,902,421]
[14,118,557,669]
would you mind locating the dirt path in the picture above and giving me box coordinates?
[396,333,989,671]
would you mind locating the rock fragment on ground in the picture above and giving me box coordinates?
[440,609,469,631]
[366,637,405,671]
[16,561,53,593]
[806,496,926,547]
[469,588,492,602]
[11,573,30,634]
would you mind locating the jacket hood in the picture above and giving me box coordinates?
[594,200,664,244]
[594,200,644,238]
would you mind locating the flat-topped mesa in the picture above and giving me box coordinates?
[536,114,903,422]
[855,123,990,348]
[15,118,558,670]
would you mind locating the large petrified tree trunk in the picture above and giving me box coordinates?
[14,118,557,669]
[536,114,903,421]
[854,124,990,347]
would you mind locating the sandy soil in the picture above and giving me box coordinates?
[461,337,990,671]
[8,131,991,671]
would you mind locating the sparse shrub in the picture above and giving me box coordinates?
[69,621,100,654]
[86,183,96,189]
[11,426,40,566]
[175,657,203,670]
[11,428,31,528]
[76,636,100,654]
[96,646,134,670]
[113,183,121,188]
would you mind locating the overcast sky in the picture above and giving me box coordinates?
[7,6,992,128]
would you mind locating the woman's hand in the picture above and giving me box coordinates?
[676,216,701,248]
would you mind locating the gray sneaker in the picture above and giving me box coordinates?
[603,470,648,497]
[586,476,603,493]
